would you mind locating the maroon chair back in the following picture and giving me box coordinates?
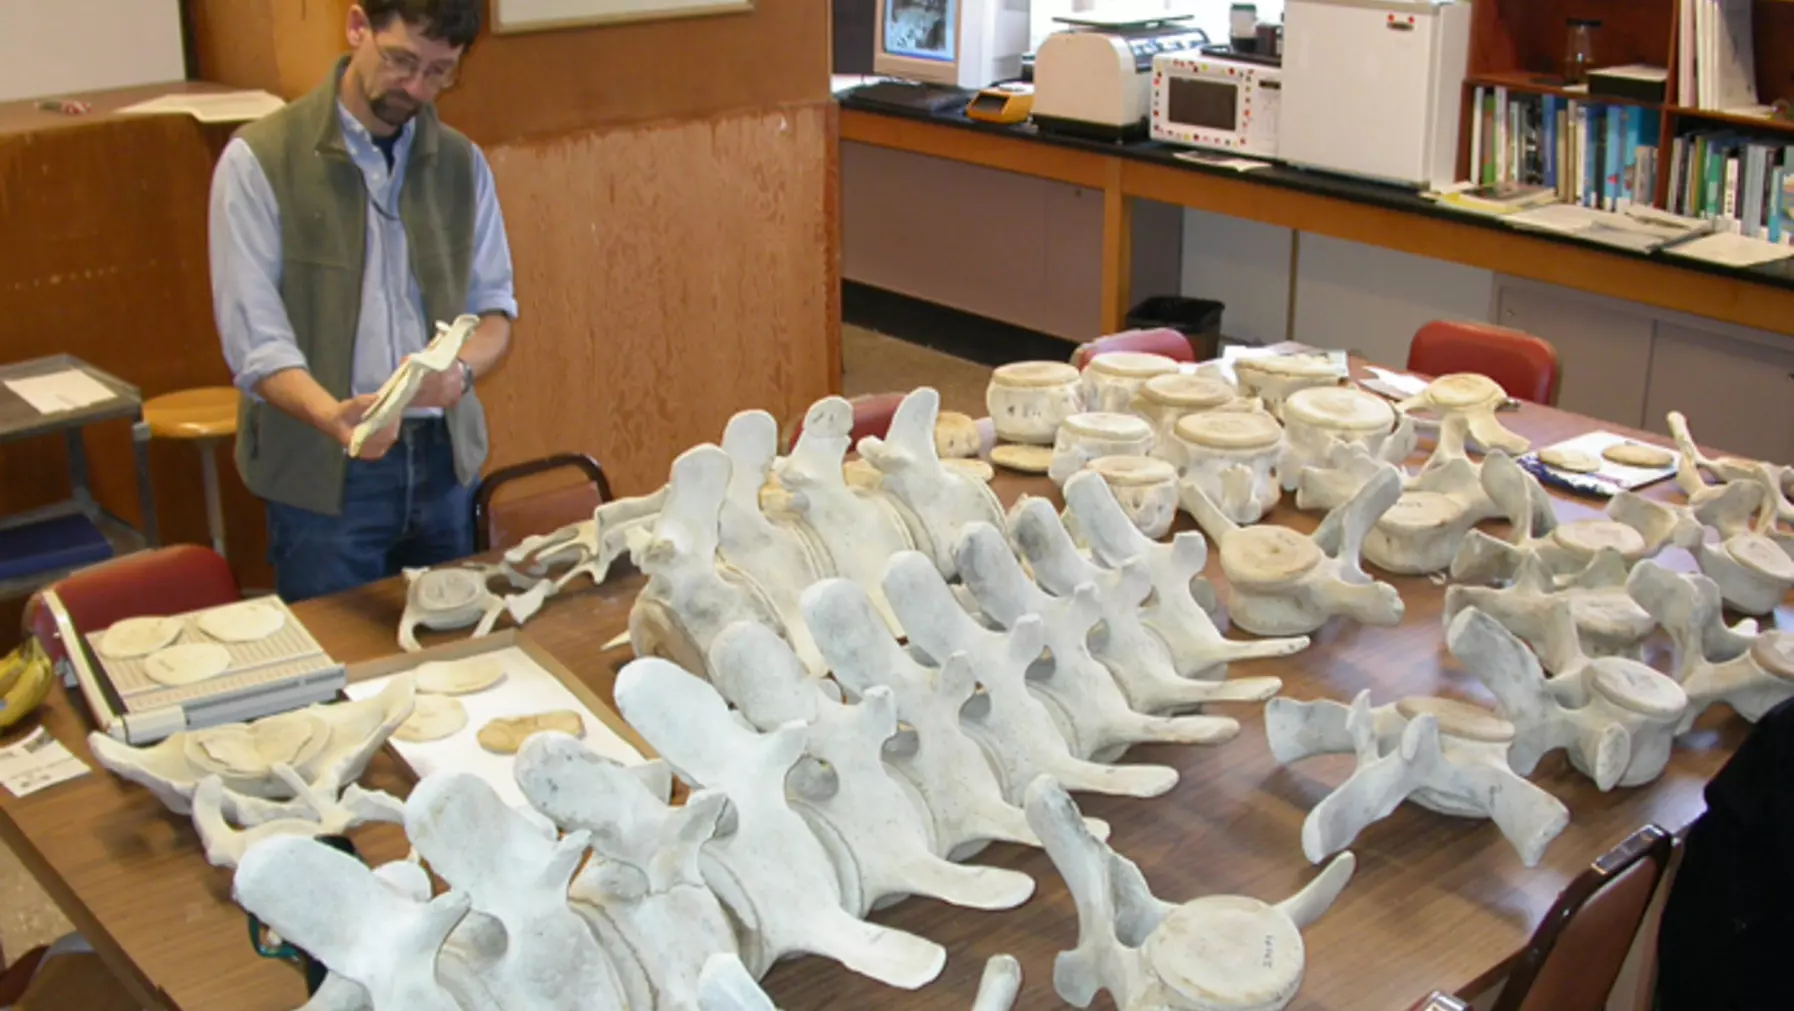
[472,454,613,554]
[1407,320,1562,404]
[23,545,241,669]
[1071,327,1196,369]
[1493,824,1674,1011]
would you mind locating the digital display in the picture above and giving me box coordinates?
[1167,77,1239,131]
[884,0,956,63]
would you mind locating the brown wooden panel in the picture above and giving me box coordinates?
[440,0,827,146]
[0,90,274,604]
[477,102,835,495]
[1472,0,1674,80]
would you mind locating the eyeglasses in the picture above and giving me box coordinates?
[376,45,459,89]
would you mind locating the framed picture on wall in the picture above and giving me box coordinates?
[492,0,753,33]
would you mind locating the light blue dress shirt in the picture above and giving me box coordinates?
[210,101,519,413]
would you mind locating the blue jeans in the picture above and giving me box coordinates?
[265,418,474,602]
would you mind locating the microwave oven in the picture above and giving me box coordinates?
[1149,50,1282,158]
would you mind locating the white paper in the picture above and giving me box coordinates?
[343,646,644,813]
[0,727,90,798]
[1665,231,1794,268]
[1524,431,1678,495]
[4,369,117,414]
[1172,150,1274,173]
[1364,366,1430,398]
[117,90,284,123]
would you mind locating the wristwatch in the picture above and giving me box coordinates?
[456,357,475,396]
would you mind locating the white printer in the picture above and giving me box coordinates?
[1031,11,1210,142]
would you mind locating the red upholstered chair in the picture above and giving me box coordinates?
[1407,320,1562,405]
[1071,327,1196,369]
[783,391,907,453]
[22,545,241,668]
[472,454,613,554]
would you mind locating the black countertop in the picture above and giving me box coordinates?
[837,95,1794,301]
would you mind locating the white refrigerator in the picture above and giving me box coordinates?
[1277,0,1473,189]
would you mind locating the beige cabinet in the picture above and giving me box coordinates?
[1494,280,1654,429]
[1643,323,1794,465]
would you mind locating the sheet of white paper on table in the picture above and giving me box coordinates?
[343,645,645,812]
[0,727,90,798]
[117,90,284,123]
[1664,231,1794,268]
[4,369,117,414]
[1525,430,1678,493]
[1172,150,1274,173]
[1364,366,1430,398]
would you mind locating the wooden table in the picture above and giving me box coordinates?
[0,384,1784,1011]
[839,105,1794,339]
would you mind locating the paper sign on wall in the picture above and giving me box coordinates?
[492,0,753,33]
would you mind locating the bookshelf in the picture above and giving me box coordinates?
[1459,0,1794,237]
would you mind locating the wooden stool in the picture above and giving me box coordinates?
[141,387,239,560]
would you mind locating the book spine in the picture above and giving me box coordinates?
[1614,105,1628,210]
[1469,85,1485,186]
[1772,166,1785,245]
[1723,151,1740,233]
[1494,87,1509,184]
[1557,105,1571,201]
[1578,104,1594,206]
[1541,95,1556,189]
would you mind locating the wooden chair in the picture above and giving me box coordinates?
[1070,327,1197,369]
[0,935,136,1011]
[1407,320,1562,405]
[472,453,613,554]
[23,545,241,668]
[1401,823,1675,1011]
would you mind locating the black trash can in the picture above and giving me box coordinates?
[1125,296,1226,361]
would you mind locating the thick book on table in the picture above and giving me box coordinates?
[0,513,113,582]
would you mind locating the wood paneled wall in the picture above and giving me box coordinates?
[481,103,836,492]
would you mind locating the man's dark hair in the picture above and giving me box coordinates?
[363,0,483,49]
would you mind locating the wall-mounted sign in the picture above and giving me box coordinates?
[492,0,754,33]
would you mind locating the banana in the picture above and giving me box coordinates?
[0,641,26,697]
[0,639,53,731]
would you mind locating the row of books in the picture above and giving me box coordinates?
[1469,87,1661,211]
[1664,131,1794,244]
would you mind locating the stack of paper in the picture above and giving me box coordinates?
[117,90,285,123]
[3,369,117,414]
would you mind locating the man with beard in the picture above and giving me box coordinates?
[209,1,516,602]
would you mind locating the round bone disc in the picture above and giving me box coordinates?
[144,643,232,686]
[196,599,286,643]
[1221,526,1322,586]
[1751,631,1794,681]
[991,444,1053,474]
[1086,351,1180,379]
[991,360,1079,388]
[1146,896,1304,1011]
[1428,373,1505,410]
[1588,658,1687,719]
[1141,373,1235,409]
[98,616,185,659]
[1175,409,1283,451]
[1283,386,1395,433]
[1551,521,1646,559]
[416,655,508,695]
[1725,534,1794,583]
[1538,446,1601,473]
[393,694,468,743]
[1062,412,1153,442]
[1601,442,1674,469]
